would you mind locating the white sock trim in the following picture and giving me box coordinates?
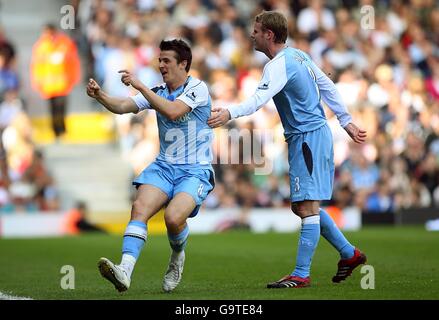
[124,225,147,241]
[302,215,320,225]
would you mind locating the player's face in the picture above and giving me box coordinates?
[158,50,186,84]
[251,22,268,53]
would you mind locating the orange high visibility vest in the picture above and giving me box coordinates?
[31,32,81,99]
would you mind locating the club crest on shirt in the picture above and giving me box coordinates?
[186,91,197,101]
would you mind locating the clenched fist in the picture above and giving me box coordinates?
[86,78,101,99]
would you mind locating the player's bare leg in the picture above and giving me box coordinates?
[162,192,197,292]
[98,185,168,292]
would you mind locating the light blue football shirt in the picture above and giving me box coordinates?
[131,76,213,166]
[228,47,352,140]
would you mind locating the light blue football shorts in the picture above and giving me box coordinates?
[287,123,334,203]
[133,160,215,218]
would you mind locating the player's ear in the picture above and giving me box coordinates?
[180,60,188,71]
[266,29,275,41]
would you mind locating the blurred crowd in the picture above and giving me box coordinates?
[0,28,59,213]
[3,0,439,216]
[71,0,438,214]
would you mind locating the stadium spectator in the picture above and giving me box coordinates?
[22,149,59,211]
[2,112,34,179]
[0,27,16,69]
[0,28,59,214]
[0,89,23,130]
[349,152,380,193]
[30,23,81,140]
[1,122,59,212]
[364,178,395,213]
[65,201,105,234]
[75,0,439,216]
[0,49,19,102]
[0,135,10,210]
[425,58,439,101]
[297,0,336,39]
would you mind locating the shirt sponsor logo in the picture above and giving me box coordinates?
[258,81,270,90]
[173,113,191,123]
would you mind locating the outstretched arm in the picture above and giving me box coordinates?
[207,107,232,128]
[86,78,138,114]
[208,57,288,128]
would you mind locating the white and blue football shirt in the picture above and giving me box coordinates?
[130,76,213,166]
[228,47,352,140]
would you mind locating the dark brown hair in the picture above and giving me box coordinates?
[159,39,192,72]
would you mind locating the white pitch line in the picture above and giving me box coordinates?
[0,291,33,300]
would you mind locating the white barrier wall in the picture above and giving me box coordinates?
[188,208,302,234]
[189,207,361,234]
[0,207,362,238]
[0,212,66,238]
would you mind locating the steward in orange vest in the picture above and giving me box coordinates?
[30,24,81,138]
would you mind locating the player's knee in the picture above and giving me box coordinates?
[164,213,185,231]
[291,203,300,216]
[131,199,151,221]
[291,202,317,218]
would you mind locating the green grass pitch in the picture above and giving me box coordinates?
[0,226,438,300]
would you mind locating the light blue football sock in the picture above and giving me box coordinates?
[291,215,320,278]
[122,220,147,259]
[168,224,189,252]
[319,208,355,259]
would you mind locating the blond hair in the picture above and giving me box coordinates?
[255,11,288,44]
